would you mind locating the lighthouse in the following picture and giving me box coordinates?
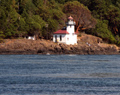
[66,16,76,34]
[53,16,77,45]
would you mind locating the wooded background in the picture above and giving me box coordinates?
[0,0,120,45]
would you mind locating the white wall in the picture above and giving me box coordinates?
[67,25,75,34]
[53,34,67,44]
[53,34,77,45]
[66,20,75,34]
[65,34,77,45]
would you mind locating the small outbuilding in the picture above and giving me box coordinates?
[53,16,77,45]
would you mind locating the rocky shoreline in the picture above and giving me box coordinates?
[0,34,120,55]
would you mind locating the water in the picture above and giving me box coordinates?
[0,55,120,95]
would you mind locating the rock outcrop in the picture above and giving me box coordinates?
[0,34,120,55]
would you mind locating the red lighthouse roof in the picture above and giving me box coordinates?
[68,16,73,20]
[54,30,69,34]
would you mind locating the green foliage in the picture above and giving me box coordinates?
[0,0,65,39]
[88,20,116,43]
[115,35,120,45]
[27,15,46,36]
[0,0,120,45]
[105,5,120,35]
[55,0,65,4]
[76,0,120,45]
[0,31,5,38]
[32,0,44,7]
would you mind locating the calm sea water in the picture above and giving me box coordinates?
[0,55,120,95]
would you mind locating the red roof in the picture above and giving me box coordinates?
[54,30,69,34]
[68,16,73,20]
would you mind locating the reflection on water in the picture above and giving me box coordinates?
[0,55,120,95]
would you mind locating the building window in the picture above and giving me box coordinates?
[55,35,57,42]
[60,35,62,41]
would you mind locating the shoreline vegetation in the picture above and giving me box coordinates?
[0,33,120,55]
[1,0,120,47]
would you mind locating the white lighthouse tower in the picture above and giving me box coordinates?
[53,16,77,45]
[66,16,76,34]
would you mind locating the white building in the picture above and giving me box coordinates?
[53,16,77,45]
[28,36,35,40]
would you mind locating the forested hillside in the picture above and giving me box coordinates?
[0,0,120,45]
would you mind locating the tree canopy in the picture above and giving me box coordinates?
[63,1,96,33]
[0,0,120,45]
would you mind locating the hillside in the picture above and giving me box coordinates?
[0,0,120,45]
[0,33,119,55]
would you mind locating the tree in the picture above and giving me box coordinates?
[87,20,116,43]
[32,0,44,7]
[5,9,20,38]
[0,5,6,33]
[0,0,20,38]
[105,5,120,35]
[55,0,65,4]
[63,1,96,33]
[16,17,27,37]
[0,31,5,39]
